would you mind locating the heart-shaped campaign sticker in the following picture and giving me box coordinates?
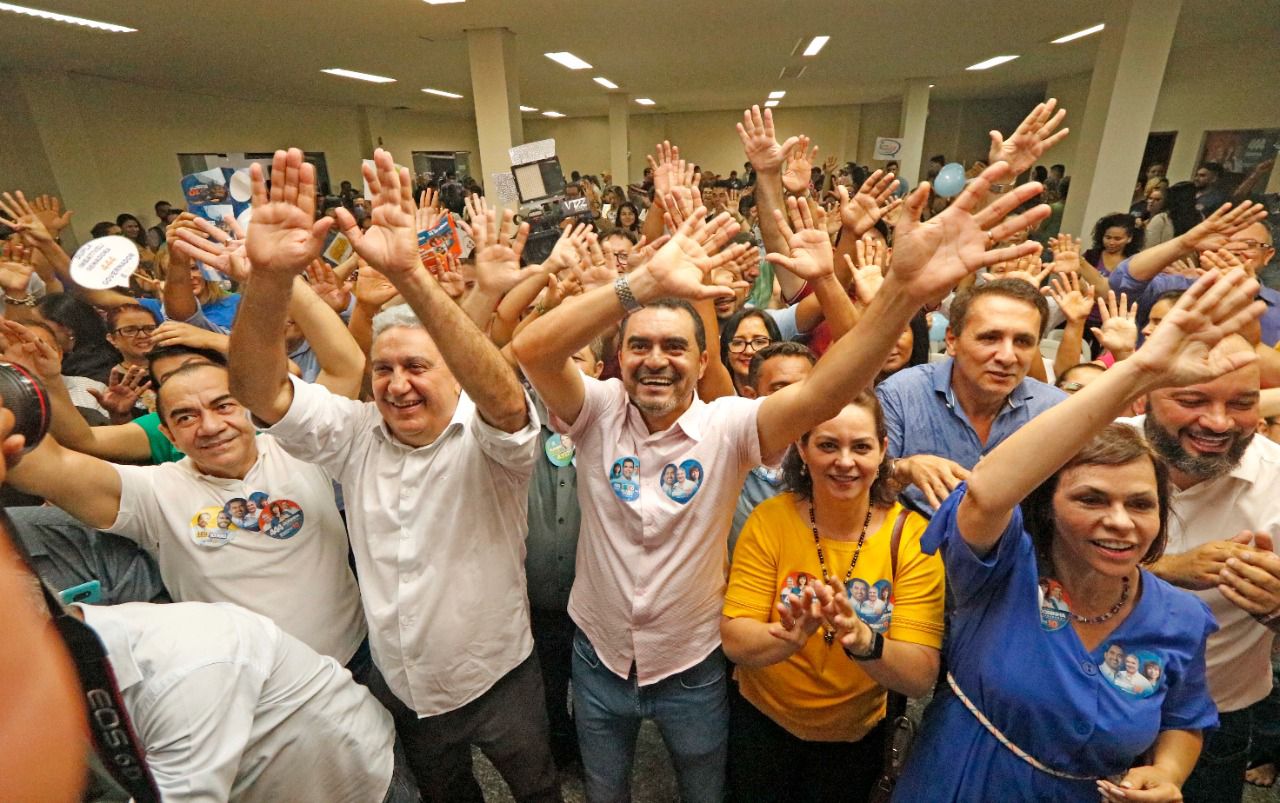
[70,236,140,289]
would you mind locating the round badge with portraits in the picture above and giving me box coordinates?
[1038,578,1071,632]
[609,456,640,502]
[190,505,237,549]
[258,499,305,540]
[545,433,575,467]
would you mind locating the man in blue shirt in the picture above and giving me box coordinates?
[1110,207,1276,345]
[877,279,1067,515]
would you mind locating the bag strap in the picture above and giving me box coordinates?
[882,508,912,741]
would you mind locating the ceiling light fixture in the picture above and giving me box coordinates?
[768,91,786,99]
[422,88,463,98]
[802,36,830,56]
[321,68,396,83]
[423,0,465,4]
[1052,23,1105,44]
[544,52,592,70]
[542,111,566,118]
[928,84,935,88]
[0,2,135,32]
[519,105,539,112]
[593,77,618,89]
[764,100,779,108]
[966,55,1019,71]
[635,98,656,106]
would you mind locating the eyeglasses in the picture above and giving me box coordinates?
[728,336,771,354]
[1223,239,1275,255]
[113,324,158,338]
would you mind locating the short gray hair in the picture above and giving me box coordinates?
[371,304,424,340]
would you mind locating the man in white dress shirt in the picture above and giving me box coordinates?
[227,148,557,802]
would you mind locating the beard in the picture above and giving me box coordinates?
[1144,413,1252,481]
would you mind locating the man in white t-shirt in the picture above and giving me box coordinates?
[6,363,368,669]
[226,148,557,803]
[1122,335,1280,802]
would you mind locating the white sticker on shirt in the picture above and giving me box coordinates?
[610,456,640,502]
[659,459,703,504]
[1099,642,1164,698]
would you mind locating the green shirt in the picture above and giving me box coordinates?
[132,412,184,464]
[746,258,775,310]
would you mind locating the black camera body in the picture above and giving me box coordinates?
[507,145,595,265]
[0,361,51,453]
[521,195,594,265]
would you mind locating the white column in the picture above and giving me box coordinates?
[466,27,524,200]
[608,93,630,187]
[1060,0,1181,238]
[897,79,931,186]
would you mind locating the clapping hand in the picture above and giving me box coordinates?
[765,197,834,281]
[1044,271,1096,323]
[241,148,333,275]
[888,161,1049,305]
[837,169,901,238]
[814,580,875,656]
[1092,290,1139,359]
[987,99,1069,178]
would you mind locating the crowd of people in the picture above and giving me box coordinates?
[1,96,1279,803]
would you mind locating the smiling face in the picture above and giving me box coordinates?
[946,295,1042,404]
[1050,461,1161,578]
[1144,358,1259,486]
[728,315,772,380]
[158,366,258,479]
[1124,655,1140,676]
[1105,644,1124,670]
[120,218,141,239]
[370,326,462,448]
[106,308,157,360]
[619,206,637,227]
[797,403,885,504]
[619,307,706,425]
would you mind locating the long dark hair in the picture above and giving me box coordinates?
[1086,213,1143,263]
[781,390,899,507]
[115,213,147,249]
[1164,181,1203,236]
[1021,423,1171,572]
[613,203,640,232]
[719,308,781,376]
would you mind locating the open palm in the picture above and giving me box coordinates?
[335,149,420,277]
[244,150,331,274]
[737,106,798,173]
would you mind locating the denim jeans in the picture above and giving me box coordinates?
[571,628,728,803]
[1182,696,1266,803]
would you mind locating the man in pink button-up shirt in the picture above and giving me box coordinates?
[514,160,1046,802]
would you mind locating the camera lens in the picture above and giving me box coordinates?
[0,362,51,453]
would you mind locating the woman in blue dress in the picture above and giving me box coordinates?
[894,267,1264,802]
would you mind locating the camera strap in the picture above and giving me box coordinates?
[30,563,162,802]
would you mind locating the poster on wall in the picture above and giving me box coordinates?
[1197,129,1280,190]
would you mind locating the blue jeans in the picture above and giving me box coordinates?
[571,628,728,803]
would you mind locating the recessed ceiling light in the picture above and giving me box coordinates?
[635,98,656,106]
[928,84,935,88]
[593,77,619,90]
[768,91,786,99]
[966,55,1019,71]
[0,2,135,32]
[321,68,396,83]
[1052,23,1105,44]
[520,105,539,112]
[802,36,830,56]
[544,52,592,70]
[422,88,463,98]
[542,111,566,118]
[423,0,465,4]
[764,100,780,108]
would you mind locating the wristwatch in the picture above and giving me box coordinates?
[844,629,885,662]
[614,275,644,313]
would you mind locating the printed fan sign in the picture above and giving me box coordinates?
[70,236,139,289]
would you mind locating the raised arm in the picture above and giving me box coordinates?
[8,430,123,530]
[958,268,1264,555]
[1043,272,1095,377]
[290,272,366,399]
[755,162,1051,459]
[737,106,803,300]
[335,149,528,432]
[1117,201,1267,284]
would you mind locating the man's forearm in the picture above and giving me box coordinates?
[228,272,295,419]
[1124,233,1192,282]
[288,277,364,392]
[812,273,856,342]
[754,171,802,300]
[391,268,528,431]
[1054,319,1085,379]
[513,276,634,379]
[162,252,198,322]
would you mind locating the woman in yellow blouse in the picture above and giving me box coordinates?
[721,390,945,802]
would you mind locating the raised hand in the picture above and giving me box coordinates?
[304,259,353,312]
[0,239,36,295]
[1182,200,1269,253]
[765,196,834,281]
[837,169,900,237]
[574,232,617,291]
[436,255,468,301]
[243,148,333,274]
[822,155,839,175]
[31,195,73,237]
[768,585,826,648]
[172,217,250,284]
[984,252,1051,288]
[845,237,887,308]
[640,210,749,302]
[90,365,151,419]
[987,99,1069,178]
[416,188,445,234]
[334,148,420,278]
[736,106,800,174]
[149,320,226,352]
[625,233,669,273]
[1092,290,1139,358]
[353,260,399,309]
[889,161,1049,304]
[1044,271,1096,323]
[0,191,54,245]
[1129,267,1264,388]
[0,319,62,381]
[1047,233,1083,274]
[782,136,816,195]
[1164,254,1205,280]
[458,195,530,297]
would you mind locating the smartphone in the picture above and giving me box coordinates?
[58,580,102,606]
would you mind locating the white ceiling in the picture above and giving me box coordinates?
[0,0,1272,117]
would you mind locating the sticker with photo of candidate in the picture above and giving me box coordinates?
[610,456,641,502]
[258,499,305,540]
[847,577,894,633]
[191,505,236,549]
[1038,578,1072,632]
[544,433,575,467]
[660,458,703,504]
[779,571,820,605]
[1099,642,1164,698]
